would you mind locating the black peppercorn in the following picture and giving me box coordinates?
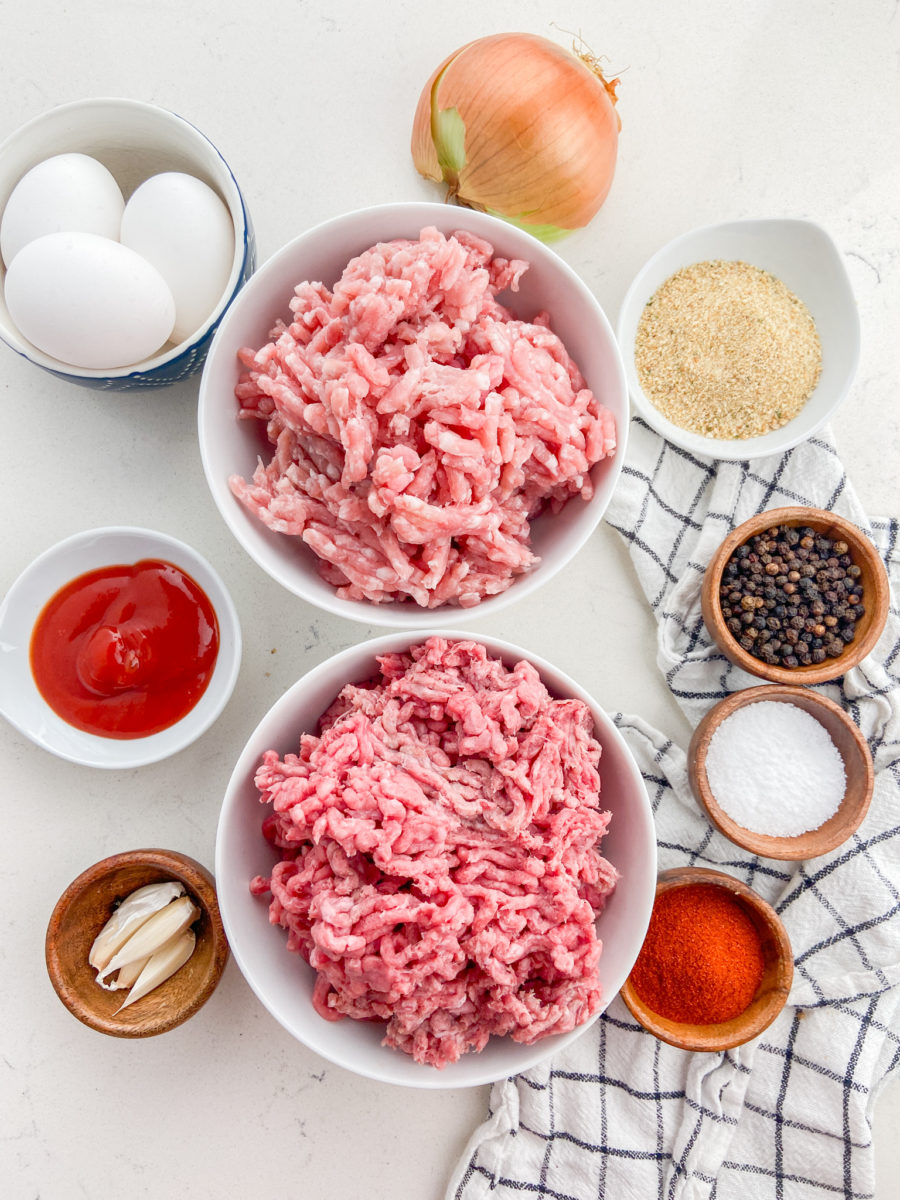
[717,522,864,670]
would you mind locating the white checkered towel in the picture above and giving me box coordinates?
[448,419,900,1200]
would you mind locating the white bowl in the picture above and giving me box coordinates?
[0,97,255,390]
[617,218,860,460]
[198,202,628,627]
[0,527,242,768]
[215,630,657,1088]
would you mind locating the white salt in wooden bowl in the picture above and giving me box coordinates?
[688,685,874,860]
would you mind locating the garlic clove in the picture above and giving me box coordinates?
[107,953,153,992]
[97,894,199,983]
[89,881,184,972]
[115,929,196,1012]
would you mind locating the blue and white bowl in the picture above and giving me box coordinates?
[0,97,255,390]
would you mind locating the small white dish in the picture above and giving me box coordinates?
[617,218,860,460]
[0,526,241,768]
[198,201,628,628]
[215,629,657,1088]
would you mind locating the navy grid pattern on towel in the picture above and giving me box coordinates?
[448,419,900,1200]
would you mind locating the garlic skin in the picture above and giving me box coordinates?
[115,929,197,1012]
[97,894,199,985]
[88,881,184,972]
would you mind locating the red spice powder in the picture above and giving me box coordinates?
[629,883,765,1025]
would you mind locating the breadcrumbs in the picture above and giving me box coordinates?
[634,259,822,440]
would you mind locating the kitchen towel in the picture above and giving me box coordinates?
[448,419,900,1200]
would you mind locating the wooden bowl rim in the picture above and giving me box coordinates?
[45,847,229,1038]
[620,866,793,1052]
[701,505,890,686]
[687,685,874,860]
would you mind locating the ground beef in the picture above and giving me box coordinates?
[229,227,616,608]
[250,637,618,1068]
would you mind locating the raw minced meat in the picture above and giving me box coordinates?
[229,226,616,608]
[250,637,618,1068]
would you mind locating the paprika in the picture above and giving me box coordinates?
[629,883,765,1024]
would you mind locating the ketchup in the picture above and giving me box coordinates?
[30,559,220,739]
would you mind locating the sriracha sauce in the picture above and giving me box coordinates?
[30,559,219,739]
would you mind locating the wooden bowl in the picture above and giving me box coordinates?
[46,848,229,1037]
[701,506,889,685]
[688,684,873,860]
[619,866,793,1052]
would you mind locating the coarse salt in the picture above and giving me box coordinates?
[705,700,846,837]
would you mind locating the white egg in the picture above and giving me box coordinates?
[0,153,125,268]
[4,231,176,370]
[120,172,235,345]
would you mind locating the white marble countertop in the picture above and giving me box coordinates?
[2,2,898,1196]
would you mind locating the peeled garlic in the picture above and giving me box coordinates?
[97,894,199,985]
[104,953,152,992]
[89,881,185,972]
[115,929,197,1013]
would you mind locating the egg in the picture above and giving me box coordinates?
[4,231,176,369]
[120,172,234,345]
[0,154,125,268]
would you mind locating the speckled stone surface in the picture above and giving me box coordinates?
[1,2,898,1196]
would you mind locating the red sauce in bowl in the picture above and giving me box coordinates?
[30,559,220,739]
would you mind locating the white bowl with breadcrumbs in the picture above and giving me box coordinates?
[617,218,860,461]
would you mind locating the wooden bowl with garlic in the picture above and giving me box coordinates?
[45,848,228,1037]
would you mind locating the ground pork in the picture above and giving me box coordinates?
[229,227,616,607]
[250,637,618,1068]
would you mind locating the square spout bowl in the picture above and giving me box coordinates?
[617,218,860,460]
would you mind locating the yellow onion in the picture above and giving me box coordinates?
[411,32,621,242]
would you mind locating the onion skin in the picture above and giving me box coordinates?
[411,33,620,239]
